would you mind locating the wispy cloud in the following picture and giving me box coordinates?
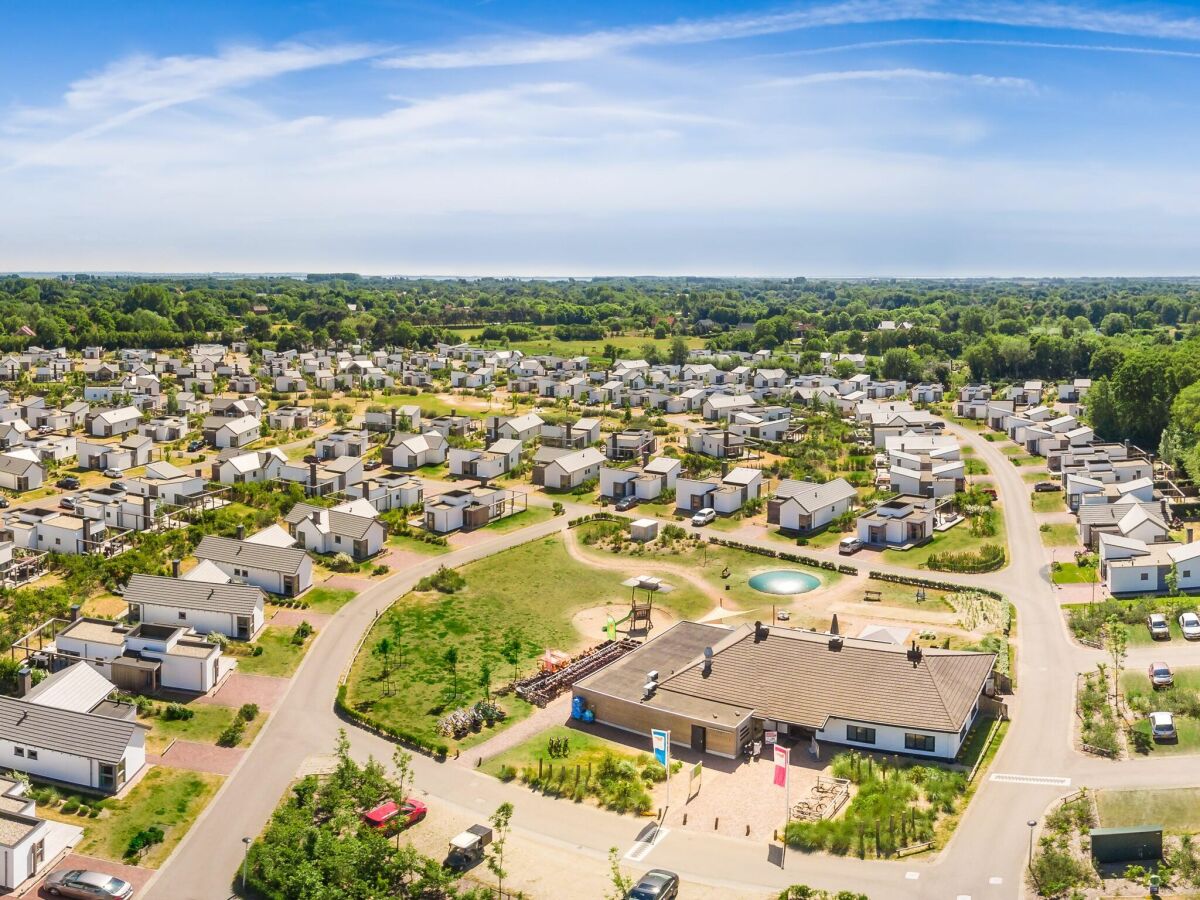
[379,0,1200,70]
[379,0,918,69]
[761,68,1036,90]
[759,36,1200,61]
[6,42,379,169]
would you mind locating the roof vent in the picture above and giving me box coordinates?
[754,620,768,642]
[646,670,659,684]
[701,646,713,676]
[828,636,843,651]
[642,682,657,701]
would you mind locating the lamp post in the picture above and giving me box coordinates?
[241,836,252,893]
[1027,819,1037,868]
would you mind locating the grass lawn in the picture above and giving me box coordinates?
[1008,455,1041,467]
[964,458,989,476]
[1022,470,1053,483]
[1122,666,1200,702]
[881,515,1007,570]
[576,523,839,615]
[303,587,358,614]
[1040,523,1080,548]
[1031,492,1067,514]
[1052,563,1098,584]
[480,723,647,782]
[344,535,712,749]
[377,393,459,417]
[999,444,1024,456]
[69,768,223,868]
[484,505,555,533]
[1129,716,1200,755]
[864,580,954,612]
[1098,787,1200,832]
[388,532,451,555]
[412,462,449,477]
[143,705,266,754]
[234,625,312,677]
[506,334,705,363]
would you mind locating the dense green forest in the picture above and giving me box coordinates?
[3,274,1199,479]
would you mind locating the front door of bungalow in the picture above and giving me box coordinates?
[690,724,706,753]
[283,576,296,597]
[236,616,250,640]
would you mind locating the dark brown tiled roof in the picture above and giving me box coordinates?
[652,624,993,733]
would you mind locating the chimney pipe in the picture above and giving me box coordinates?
[17,668,31,697]
[311,509,321,526]
[70,604,81,622]
[172,559,181,578]
[236,524,245,540]
[309,461,318,487]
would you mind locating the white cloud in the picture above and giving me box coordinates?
[760,68,1036,90]
[379,1,1200,70]
[5,42,378,169]
[759,37,1200,61]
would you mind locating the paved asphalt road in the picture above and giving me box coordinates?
[146,424,1195,900]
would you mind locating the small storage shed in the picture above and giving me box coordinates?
[630,518,659,543]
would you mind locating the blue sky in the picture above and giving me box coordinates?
[4,1,1200,276]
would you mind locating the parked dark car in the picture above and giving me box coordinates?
[187,439,204,452]
[628,870,679,900]
[0,497,9,509]
[615,496,638,511]
[56,476,80,490]
[364,458,382,471]
[1034,481,1061,493]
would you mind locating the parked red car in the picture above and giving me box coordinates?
[364,798,427,832]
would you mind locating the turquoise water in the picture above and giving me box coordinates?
[747,570,821,595]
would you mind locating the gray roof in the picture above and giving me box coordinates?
[0,455,39,475]
[285,503,379,540]
[774,478,857,512]
[1078,500,1168,527]
[0,694,145,765]
[195,535,308,575]
[123,573,265,616]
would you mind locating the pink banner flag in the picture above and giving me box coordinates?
[773,744,789,788]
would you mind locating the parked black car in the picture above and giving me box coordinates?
[628,870,679,900]
[614,496,638,511]
[56,476,80,490]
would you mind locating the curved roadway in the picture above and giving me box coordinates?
[147,425,1191,899]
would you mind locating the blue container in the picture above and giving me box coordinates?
[571,696,585,720]
[582,709,595,723]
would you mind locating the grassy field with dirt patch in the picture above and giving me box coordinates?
[1031,492,1067,513]
[63,768,223,868]
[881,515,1008,571]
[142,705,266,753]
[1053,563,1098,584]
[232,625,313,677]
[1040,523,1080,548]
[303,587,358,614]
[483,505,555,533]
[343,535,711,750]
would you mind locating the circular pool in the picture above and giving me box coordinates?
[747,569,821,595]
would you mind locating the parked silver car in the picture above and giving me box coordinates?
[1150,711,1178,742]
[44,869,134,899]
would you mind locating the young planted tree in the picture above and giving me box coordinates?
[478,660,493,700]
[373,637,395,695]
[500,631,523,683]
[444,647,460,701]
[487,802,513,899]
[606,847,633,900]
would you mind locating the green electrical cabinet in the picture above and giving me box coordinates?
[1089,826,1163,863]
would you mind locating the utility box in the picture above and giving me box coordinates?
[1090,826,1163,863]
[630,518,659,543]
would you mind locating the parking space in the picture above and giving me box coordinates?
[18,854,153,899]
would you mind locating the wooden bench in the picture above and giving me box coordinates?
[863,590,882,603]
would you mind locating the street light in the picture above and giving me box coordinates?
[1027,819,1037,868]
[241,836,252,893]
